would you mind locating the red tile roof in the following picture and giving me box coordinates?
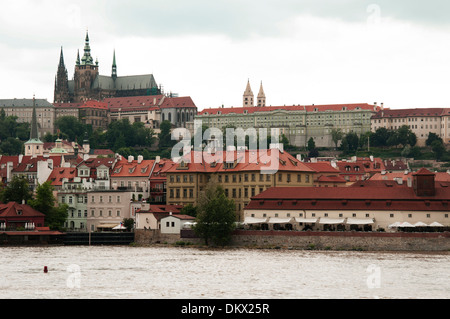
[198,103,379,116]
[103,95,165,110]
[246,182,450,212]
[46,167,77,186]
[162,214,195,220]
[167,149,314,174]
[304,162,340,174]
[79,100,108,109]
[159,96,197,109]
[371,108,447,119]
[12,156,63,173]
[111,159,154,177]
[0,202,45,218]
[150,159,176,181]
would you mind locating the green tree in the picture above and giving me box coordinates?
[193,181,236,246]
[331,128,343,149]
[180,203,197,218]
[158,120,175,150]
[28,182,68,230]
[122,218,134,231]
[431,140,446,160]
[397,125,417,147]
[55,116,87,142]
[342,132,359,152]
[0,176,33,204]
[0,137,23,155]
[426,132,443,146]
[307,137,315,152]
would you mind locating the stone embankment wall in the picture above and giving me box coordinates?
[135,229,450,251]
[230,230,450,251]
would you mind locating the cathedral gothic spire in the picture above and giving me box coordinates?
[112,49,117,80]
[54,46,70,103]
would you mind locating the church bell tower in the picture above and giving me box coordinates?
[73,30,99,102]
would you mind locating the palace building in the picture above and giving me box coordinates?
[196,81,381,148]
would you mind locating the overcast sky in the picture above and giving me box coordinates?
[1,0,450,111]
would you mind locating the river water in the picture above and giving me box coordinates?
[0,246,448,299]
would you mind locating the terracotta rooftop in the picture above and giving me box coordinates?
[111,158,154,177]
[167,149,314,174]
[246,182,450,212]
[0,202,45,218]
[198,103,379,116]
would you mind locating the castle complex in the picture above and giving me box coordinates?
[54,31,161,104]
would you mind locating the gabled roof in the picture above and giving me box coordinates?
[0,202,45,218]
[159,96,197,109]
[150,159,176,181]
[46,167,77,186]
[12,156,62,173]
[111,159,154,177]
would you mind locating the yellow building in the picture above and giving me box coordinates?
[165,148,315,221]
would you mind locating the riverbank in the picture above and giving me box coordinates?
[135,229,450,252]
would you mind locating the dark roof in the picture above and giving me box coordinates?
[372,108,446,119]
[92,74,158,91]
[0,99,53,108]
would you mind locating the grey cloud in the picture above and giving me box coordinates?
[101,0,450,39]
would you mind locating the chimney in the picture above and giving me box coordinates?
[6,162,13,182]
[407,177,412,187]
[128,155,134,163]
[137,155,143,164]
[156,156,161,164]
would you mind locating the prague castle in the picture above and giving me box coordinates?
[54,31,161,104]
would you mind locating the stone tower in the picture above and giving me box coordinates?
[243,79,254,107]
[73,30,99,102]
[257,81,266,107]
[24,96,44,157]
[54,47,70,103]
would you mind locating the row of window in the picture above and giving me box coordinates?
[169,186,264,199]
[252,212,449,218]
[169,173,310,184]
[68,209,122,218]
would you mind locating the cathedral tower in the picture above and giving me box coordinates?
[73,30,99,102]
[54,47,70,103]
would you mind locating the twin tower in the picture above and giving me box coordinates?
[243,80,266,107]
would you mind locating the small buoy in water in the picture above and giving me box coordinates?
[43,266,48,273]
